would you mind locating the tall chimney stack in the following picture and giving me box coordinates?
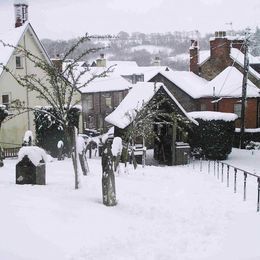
[189,40,200,75]
[14,0,28,28]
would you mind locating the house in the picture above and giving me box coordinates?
[149,67,260,128]
[0,1,53,147]
[70,54,171,133]
[105,82,196,165]
[190,31,260,87]
[0,1,82,148]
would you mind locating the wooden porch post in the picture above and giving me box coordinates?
[171,121,177,165]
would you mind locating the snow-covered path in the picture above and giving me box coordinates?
[0,149,259,260]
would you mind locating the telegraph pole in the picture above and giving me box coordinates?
[240,29,250,149]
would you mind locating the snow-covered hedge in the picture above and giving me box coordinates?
[188,111,236,160]
[233,128,260,148]
[34,106,80,157]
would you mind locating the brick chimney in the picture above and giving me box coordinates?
[96,53,106,67]
[189,40,200,75]
[51,55,63,72]
[210,31,230,61]
[14,0,28,28]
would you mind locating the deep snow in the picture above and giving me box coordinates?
[0,148,260,260]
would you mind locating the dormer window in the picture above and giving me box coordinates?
[15,56,23,69]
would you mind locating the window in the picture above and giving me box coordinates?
[118,92,124,104]
[200,103,207,111]
[2,94,10,109]
[103,93,112,108]
[15,56,23,69]
[234,103,242,118]
[85,94,93,110]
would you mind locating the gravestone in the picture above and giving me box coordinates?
[16,155,46,185]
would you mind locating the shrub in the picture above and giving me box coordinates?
[34,106,80,157]
[188,112,237,160]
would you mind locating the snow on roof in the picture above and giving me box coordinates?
[230,48,260,79]
[188,111,238,122]
[151,70,208,99]
[79,73,132,93]
[14,0,28,4]
[153,67,259,99]
[105,82,196,129]
[207,66,260,98]
[198,50,210,65]
[0,22,29,75]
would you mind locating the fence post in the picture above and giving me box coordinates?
[214,161,216,176]
[257,178,260,212]
[200,157,202,172]
[243,172,247,201]
[192,156,195,170]
[234,168,237,193]
[208,160,210,174]
[217,161,219,179]
[221,163,224,182]
[227,165,230,188]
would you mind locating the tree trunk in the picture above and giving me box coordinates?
[101,140,117,206]
[79,151,89,176]
[72,126,79,189]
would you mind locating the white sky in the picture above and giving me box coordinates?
[0,0,259,40]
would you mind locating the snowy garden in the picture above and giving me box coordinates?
[0,148,260,260]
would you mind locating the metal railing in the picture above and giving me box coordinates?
[189,156,260,213]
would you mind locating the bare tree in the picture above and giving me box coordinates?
[0,34,114,189]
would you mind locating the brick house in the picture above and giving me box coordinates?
[190,31,260,87]
[149,66,260,128]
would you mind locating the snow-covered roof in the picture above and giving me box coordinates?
[79,74,132,93]
[150,66,259,99]
[14,0,28,4]
[105,82,196,129]
[0,22,28,75]
[198,50,210,65]
[207,66,260,98]
[149,70,209,99]
[0,22,51,76]
[188,111,238,122]
[230,48,260,79]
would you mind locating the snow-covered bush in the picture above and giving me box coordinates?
[188,111,237,160]
[245,141,260,150]
[34,106,80,157]
[233,128,260,148]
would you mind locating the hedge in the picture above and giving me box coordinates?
[188,112,236,160]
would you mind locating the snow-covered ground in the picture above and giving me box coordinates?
[0,148,260,260]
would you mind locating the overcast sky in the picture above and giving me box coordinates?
[0,0,260,40]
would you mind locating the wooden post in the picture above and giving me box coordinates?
[101,138,117,206]
[171,121,177,166]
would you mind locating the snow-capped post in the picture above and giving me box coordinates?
[77,135,89,176]
[72,126,80,189]
[57,140,64,160]
[111,137,123,172]
[23,130,33,146]
[101,134,117,206]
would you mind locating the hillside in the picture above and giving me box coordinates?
[42,29,260,71]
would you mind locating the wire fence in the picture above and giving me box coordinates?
[188,156,260,213]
